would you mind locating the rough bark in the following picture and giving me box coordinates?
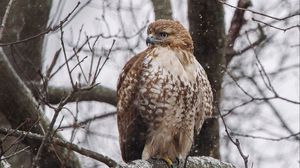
[122,156,236,168]
[151,0,172,19]
[188,0,226,158]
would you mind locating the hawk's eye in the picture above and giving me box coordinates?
[159,32,168,38]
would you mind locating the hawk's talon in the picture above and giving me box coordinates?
[148,157,175,168]
[162,157,179,168]
[162,157,173,167]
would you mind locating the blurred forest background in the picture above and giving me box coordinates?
[0,0,299,168]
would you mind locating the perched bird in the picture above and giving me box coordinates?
[117,19,213,166]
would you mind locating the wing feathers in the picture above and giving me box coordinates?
[117,49,149,162]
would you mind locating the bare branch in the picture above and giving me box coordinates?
[231,132,300,141]
[252,18,300,32]
[92,39,116,85]
[0,125,237,168]
[248,78,300,140]
[226,0,252,62]
[46,49,62,78]
[59,112,116,129]
[226,24,266,61]
[1,146,30,160]
[0,47,80,168]
[218,108,249,168]
[60,24,76,88]
[32,91,75,167]
[87,35,100,83]
[46,85,117,106]
[219,0,300,21]
[0,128,118,167]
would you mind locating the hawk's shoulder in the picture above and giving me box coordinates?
[117,49,149,92]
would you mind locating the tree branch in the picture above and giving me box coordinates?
[231,131,300,141]
[0,128,118,168]
[252,17,300,32]
[46,85,117,106]
[225,0,252,64]
[218,108,249,168]
[219,0,300,21]
[0,49,81,167]
[0,125,237,168]
[226,24,267,62]
[122,157,236,168]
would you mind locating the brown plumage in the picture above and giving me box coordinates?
[117,19,213,163]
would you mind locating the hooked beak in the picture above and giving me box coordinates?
[146,35,156,46]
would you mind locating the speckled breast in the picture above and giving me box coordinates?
[134,54,203,130]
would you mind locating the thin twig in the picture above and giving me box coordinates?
[73,48,88,83]
[248,78,300,140]
[219,0,300,21]
[46,49,62,78]
[231,132,300,141]
[245,32,276,94]
[252,18,300,32]
[87,35,100,83]
[50,34,102,79]
[218,107,249,168]
[59,112,116,129]
[60,24,75,88]
[70,55,88,74]
[41,48,62,100]
[32,92,74,167]
[1,146,30,160]
[227,24,266,60]
[91,39,116,85]
[95,39,116,78]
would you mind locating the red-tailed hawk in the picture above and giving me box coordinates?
[117,19,213,166]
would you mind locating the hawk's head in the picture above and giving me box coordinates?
[146,19,194,52]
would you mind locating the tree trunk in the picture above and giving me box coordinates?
[0,0,81,167]
[188,0,226,159]
[0,0,50,83]
[151,0,172,20]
